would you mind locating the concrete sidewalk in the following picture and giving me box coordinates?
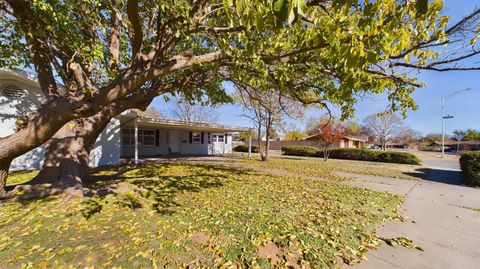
[347,170,480,268]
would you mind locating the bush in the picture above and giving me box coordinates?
[281,146,320,157]
[281,146,421,165]
[233,144,260,153]
[460,152,480,186]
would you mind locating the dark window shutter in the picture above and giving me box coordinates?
[155,130,160,147]
[225,134,228,144]
[208,133,211,144]
[189,132,192,144]
[201,132,204,144]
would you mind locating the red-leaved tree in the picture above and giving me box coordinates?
[311,122,345,161]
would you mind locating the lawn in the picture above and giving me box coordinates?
[239,156,423,180]
[0,162,403,268]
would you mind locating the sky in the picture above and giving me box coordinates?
[150,0,480,136]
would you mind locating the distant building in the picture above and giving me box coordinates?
[429,140,480,152]
[305,135,367,149]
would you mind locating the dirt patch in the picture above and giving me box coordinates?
[189,232,210,245]
[258,241,280,264]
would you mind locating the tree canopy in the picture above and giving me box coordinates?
[1,0,479,180]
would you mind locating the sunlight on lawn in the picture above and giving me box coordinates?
[241,156,424,180]
[1,162,403,268]
[6,170,39,186]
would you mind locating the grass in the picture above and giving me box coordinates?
[240,156,424,180]
[6,170,39,186]
[0,162,403,268]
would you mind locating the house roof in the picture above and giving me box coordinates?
[0,68,65,93]
[119,109,253,133]
[430,140,480,146]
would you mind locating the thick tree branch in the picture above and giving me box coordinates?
[108,0,121,72]
[127,0,143,56]
[7,0,59,98]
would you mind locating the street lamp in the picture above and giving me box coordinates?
[442,88,472,158]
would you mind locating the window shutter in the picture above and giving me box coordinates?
[225,134,228,144]
[189,132,192,144]
[208,133,211,144]
[155,130,160,147]
[201,132,204,144]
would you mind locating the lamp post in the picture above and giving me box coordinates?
[441,88,471,158]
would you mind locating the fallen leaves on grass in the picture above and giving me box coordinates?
[1,162,404,268]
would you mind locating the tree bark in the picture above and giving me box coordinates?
[29,121,98,188]
[0,160,12,197]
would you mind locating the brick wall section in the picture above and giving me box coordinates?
[252,140,322,150]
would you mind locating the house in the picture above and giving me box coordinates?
[428,140,480,152]
[266,135,367,150]
[0,68,252,171]
[304,134,367,149]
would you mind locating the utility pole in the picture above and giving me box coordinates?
[441,88,471,158]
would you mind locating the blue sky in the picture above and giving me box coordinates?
[150,0,480,136]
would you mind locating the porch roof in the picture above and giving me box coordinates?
[119,110,253,133]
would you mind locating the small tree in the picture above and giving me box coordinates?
[310,122,345,161]
[235,86,304,161]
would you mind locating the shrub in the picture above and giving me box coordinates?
[233,145,260,153]
[460,152,480,186]
[281,146,320,157]
[281,146,421,165]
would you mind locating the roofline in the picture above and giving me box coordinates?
[304,134,367,142]
[118,111,254,133]
[0,68,40,89]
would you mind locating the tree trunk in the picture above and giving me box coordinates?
[262,124,271,162]
[0,159,12,197]
[30,122,96,189]
[257,120,264,161]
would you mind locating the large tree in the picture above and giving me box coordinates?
[363,113,404,150]
[235,85,304,161]
[1,1,479,195]
[170,94,220,123]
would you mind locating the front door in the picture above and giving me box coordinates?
[168,131,180,153]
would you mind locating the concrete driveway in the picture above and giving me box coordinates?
[348,155,480,269]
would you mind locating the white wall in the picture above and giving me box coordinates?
[1,75,122,169]
[89,118,121,166]
[0,79,45,170]
[179,131,209,155]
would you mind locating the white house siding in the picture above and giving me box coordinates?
[1,72,122,170]
[179,130,209,155]
[89,118,121,166]
[0,78,45,170]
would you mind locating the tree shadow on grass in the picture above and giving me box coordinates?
[84,162,254,215]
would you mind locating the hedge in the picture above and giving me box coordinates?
[233,145,260,153]
[281,146,421,165]
[459,151,480,186]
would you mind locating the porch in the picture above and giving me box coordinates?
[118,111,253,163]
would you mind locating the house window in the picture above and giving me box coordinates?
[122,129,134,146]
[212,134,224,142]
[121,129,155,146]
[192,132,201,143]
[139,129,155,146]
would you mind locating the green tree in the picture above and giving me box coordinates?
[284,130,308,141]
[464,129,480,141]
[345,121,361,136]
[1,0,479,195]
